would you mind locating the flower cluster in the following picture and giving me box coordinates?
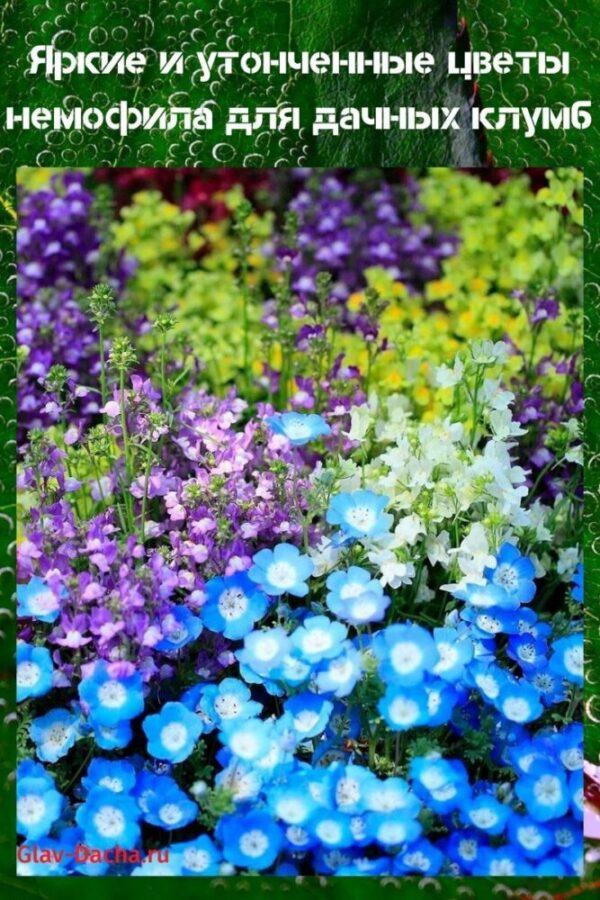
[17,167,583,877]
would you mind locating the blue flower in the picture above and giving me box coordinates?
[366,812,421,849]
[220,810,283,870]
[551,723,583,772]
[410,757,468,815]
[307,809,354,848]
[144,782,198,830]
[549,633,583,685]
[507,633,548,672]
[431,627,473,681]
[79,661,144,726]
[315,642,362,697]
[495,680,544,724]
[459,793,511,835]
[326,490,392,539]
[249,543,314,597]
[30,708,80,763]
[236,626,290,678]
[571,563,583,603]
[474,846,529,876]
[508,816,554,860]
[82,758,137,794]
[378,684,429,731]
[325,566,390,625]
[484,543,536,605]
[143,701,204,763]
[17,577,62,622]
[291,615,347,663]
[363,776,420,817]
[219,716,272,763]
[17,764,63,840]
[330,764,378,815]
[156,605,203,652]
[374,623,439,685]
[266,780,318,826]
[171,836,221,876]
[202,572,269,639]
[90,718,133,751]
[266,412,330,445]
[285,692,333,739]
[393,838,444,875]
[75,786,141,849]
[200,678,262,725]
[17,642,54,701]
[515,761,570,822]
[468,661,509,703]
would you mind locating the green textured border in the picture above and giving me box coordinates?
[0,0,598,896]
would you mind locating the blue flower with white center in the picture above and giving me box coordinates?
[425,680,461,726]
[507,633,548,672]
[90,718,133,751]
[326,490,392,540]
[363,776,420,817]
[79,661,144,726]
[220,811,283,870]
[201,678,262,725]
[485,543,537,605]
[144,781,199,830]
[219,716,272,763]
[549,633,583,685]
[393,838,444,875]
[133,772,174,819]
[171,836,221,876]
[30,708,80,763]
[460,606,520,637]
[338,857,391,876]
[315,642,362,698]
[454,581,515,610]
[330,764,377,814]
[531,667,568,707]
[468,661,509,703]
[17,576,62,623]
[444,830,485,874]
[17,642,54,701]
[508,816,554,860]
[284,692,333,740]
[410,757,468,815]
[283,823,315,852]
[474,846,529,877]
[374,623,439,686]
[515,761,570,822]
[460,793,511,835]
[75,787,141,849]
[216,759,263,803]
[17,763,63,840]
[202,572,269,640]
[291,615,347,664]
[16,836,74,877]
[325,566,390,625]
[307,809,354,848]
[507,741,548,776]
[237,626,290,678]
[431,628,473,682]
[82,758,137,794]
[366,812,422,849]
[156,605,203,652]
[266,412,331,445]
[275,650,313,687]
[266,780,318,826]
[572,563,583,603]
[495,680,544,724]
[378,684,429,731]
[179,684,218,732]
[143,701,204,764]
[552,817,579,851]
[551,724,583,772]
[561,842,584,877]
[249,543,314,597]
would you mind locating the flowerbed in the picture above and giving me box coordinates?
[16,167,584,877]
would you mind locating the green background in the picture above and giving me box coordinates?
[0,0,598,895]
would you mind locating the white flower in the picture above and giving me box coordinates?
[346,401,375,442]
[434,357,464,388]
[450,523,496,582]
[426,530,451,567]
[488,408,526,440]
[557,547,579,580]
[565,445,582,465]
[367,549,415,588]
[471,340,509,365]
[308,537,342,577]
[392,514,426,547]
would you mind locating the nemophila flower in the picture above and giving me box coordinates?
[291,615,347,664]
[79,661,144,727]
[424,679,461,727]
[326,490,392,539]
[330,764,378,814]
[484,543,537,605]
[325,566,390,625]
[508,816,554,860]
[474,846,529,877]
[460,606,520,638]
[410,757,468,815]
[16,642,54,701]
[219,716,272,763]
[220,811,283,870]
[394,838,444,875]
[202,572,268,639]
[549,633,583,685]
[76,787,141,849]
[91,718,133,751]
[266,412,331,445]
[156,605,203,652]
[569,770,583,819]
[17,765,63,840]
[284,693,333,740]
[507,633,548,672]
[515,761,570,822]
[171,836,221,876]
[201,678,262,725]
[237,626,290,678]
[82,758,137,795]
[266,781,318,825]
[367,812,422,849]
[315,642,362,697]
[551,724,583,772]
[30,708,80,763]
[307,809,354,849]
[17,577,62,622]
[495,680,544,724]
[444,830,486,874]
[216,759,263,803]
[374,623,438,685]
[362,776,420,817]
[276,650,313,687]
[378,684,429,732]
[468,661,509,703]
[144,782,199,830]
[143,701,204,763]
[460,793,511,835]
[431,628,473,682]
[249,543,314,597]
[571,563,583,602]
